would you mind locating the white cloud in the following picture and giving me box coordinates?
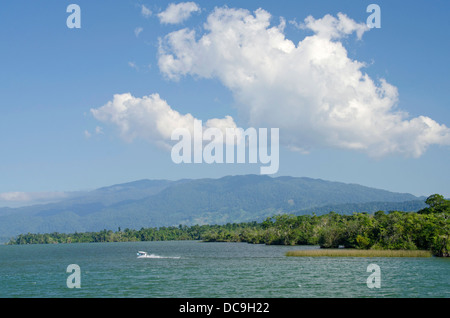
[95,126,103,134]
[84,130,92,139]
[158,2,200,24]
[301,13,369,40]
[134,27,143,37]
[0,191,68,203]
[141,5,152,18]
[128,61,139,70]
[90,93,237,149]
[157,7,450,157]
[84,126,104,139]
[127,61,152,73]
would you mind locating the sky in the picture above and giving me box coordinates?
[0,0,449,206]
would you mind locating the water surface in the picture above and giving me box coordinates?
[0,241,448,298]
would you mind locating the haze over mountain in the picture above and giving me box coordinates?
[0,175,427,241]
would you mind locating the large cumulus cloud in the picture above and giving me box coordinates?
[91,93,238,149]
[92,6,450,158]
[157,7,450,157]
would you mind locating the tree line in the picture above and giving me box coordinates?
[7,194,449,257]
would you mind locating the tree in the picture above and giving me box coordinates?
[419,194,450,214]
[431,235,449,257]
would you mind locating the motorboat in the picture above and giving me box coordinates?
[137,251,149,258]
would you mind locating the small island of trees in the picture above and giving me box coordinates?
[6,194,449,257]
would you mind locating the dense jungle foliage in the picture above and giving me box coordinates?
[7,194,449,256]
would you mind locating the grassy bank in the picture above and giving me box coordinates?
[285,249,433,257]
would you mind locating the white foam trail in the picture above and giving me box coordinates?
[138,254,180,259]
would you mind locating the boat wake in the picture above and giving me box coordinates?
[139,254,180,259]
[137,251,180,259]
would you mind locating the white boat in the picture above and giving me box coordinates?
[137,251,149,258]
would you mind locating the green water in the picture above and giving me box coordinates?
[0,241,448,298]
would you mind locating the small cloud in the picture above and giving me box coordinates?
[141,5,152,18]
[128,61,139,71]
[301,13,369,40]
[127,62,151,73]
[84,130,92,138]
[95,126,104,134]
[158,2,200,24]
[0,191,69,203]
[84,126,104,139]
[288,18,302,29]
[134,27,143,37]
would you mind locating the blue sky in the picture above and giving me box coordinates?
[0,0,449,206]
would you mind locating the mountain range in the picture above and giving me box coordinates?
[0,175,427,242]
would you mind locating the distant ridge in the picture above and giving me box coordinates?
[0,175,426,241]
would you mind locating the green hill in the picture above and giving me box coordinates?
[0,175,426,241]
